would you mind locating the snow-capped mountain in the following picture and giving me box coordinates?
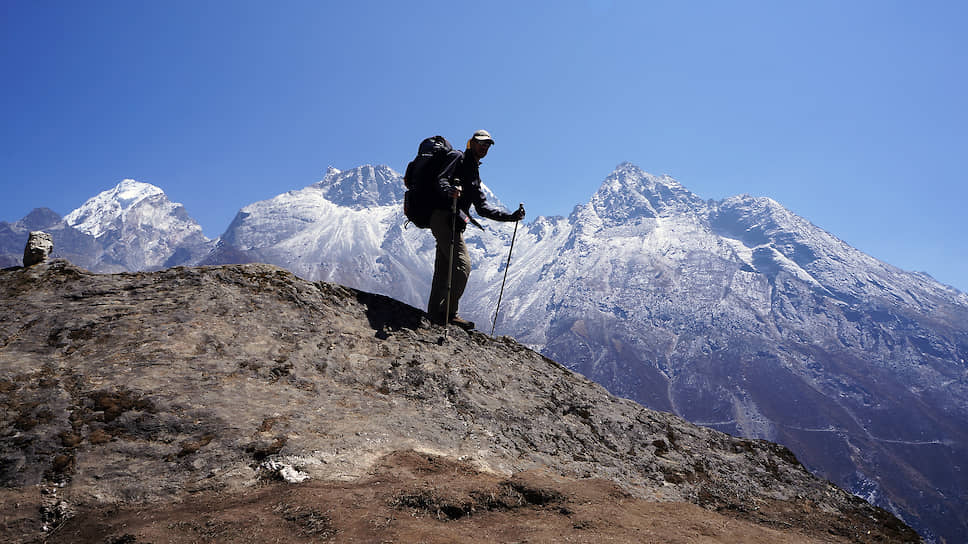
[65,179,165,238]
[1,180,213,272]
[204,165,435,304]
[5,163,966,541]
[498,165,968,543]
[63,179,213,271]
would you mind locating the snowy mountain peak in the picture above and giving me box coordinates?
[64,179,165,237]
[590,163,705,224]
[312,164,403,209]
[112,179,163,207]
[57,178,211,270]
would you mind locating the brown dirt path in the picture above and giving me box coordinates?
[29,451,912,544]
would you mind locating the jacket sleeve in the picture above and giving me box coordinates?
[470,183,518,222]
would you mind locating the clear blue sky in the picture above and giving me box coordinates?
[2,1,966,292]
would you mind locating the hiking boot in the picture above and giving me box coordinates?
[449,315,475,330]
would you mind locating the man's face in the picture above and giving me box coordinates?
[472,139,492,159]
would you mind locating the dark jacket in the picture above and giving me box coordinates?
[435,150,517,224]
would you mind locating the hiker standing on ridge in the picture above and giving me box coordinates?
[427,129,525,330]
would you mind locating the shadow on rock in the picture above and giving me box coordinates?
[355,291,426,337]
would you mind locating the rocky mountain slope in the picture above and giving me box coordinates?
[4,163,965,541]
[0,261,917,543]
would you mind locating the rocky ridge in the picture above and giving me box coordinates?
[0,261,918,543]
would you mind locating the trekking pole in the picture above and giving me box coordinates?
[443,190,459,338]
[490,203,523,337]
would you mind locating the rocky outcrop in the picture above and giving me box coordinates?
[0,261,918,543]
[22,232,53,267]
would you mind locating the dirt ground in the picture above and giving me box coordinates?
[1,451,916,544]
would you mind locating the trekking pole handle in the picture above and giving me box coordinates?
[513,203,524,222]
[448,178,462,201]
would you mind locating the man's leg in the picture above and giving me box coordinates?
[448,233,471,318]
[427,209,470,322]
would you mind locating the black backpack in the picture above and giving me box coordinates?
[403,135,460,228]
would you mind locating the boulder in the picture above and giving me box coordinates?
[23,231,54,267]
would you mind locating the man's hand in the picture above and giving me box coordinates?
[511,204,525,221]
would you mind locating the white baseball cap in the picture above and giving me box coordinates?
[472,129,495,145]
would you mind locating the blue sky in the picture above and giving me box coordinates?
[2,1,966,292]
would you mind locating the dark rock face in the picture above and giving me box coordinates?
[0,262,918,542]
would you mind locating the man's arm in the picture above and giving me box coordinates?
[471,184,526,222]
[436,150,464,198]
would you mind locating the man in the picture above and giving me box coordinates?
[427,129,526,329]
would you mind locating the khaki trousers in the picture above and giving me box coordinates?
[427,208,471,319]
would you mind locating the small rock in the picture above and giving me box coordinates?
[261,460,310,483]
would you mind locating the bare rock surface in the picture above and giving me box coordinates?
[0,261,919,542]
